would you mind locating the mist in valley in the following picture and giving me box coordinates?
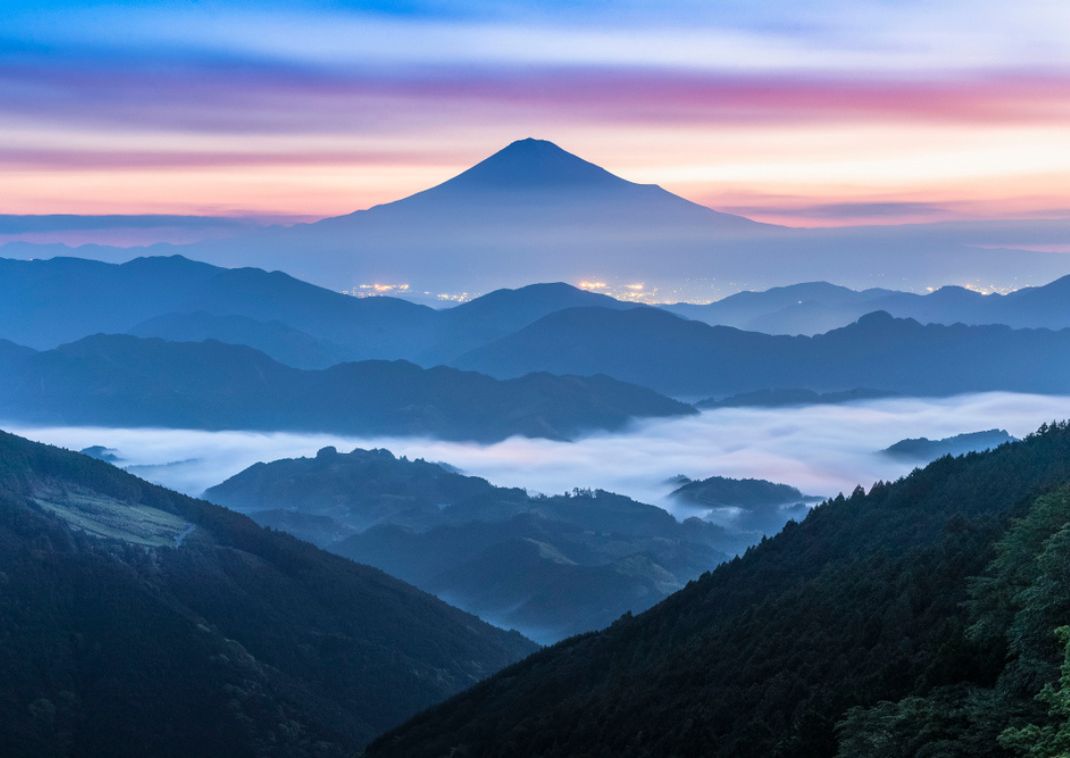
[10,391,1069,522]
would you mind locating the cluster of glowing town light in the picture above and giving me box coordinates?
[338,278,1027,308]
[340,283,474,303]
[924,282,1017,296]
[434,292,473,303]
[577,279,660,303]
[341,283,411,297]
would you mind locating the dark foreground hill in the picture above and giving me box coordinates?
[205,447,731,643]
[368,422,1070,757]
[0,430,535,757]
[455,307,1070,397]
[0,334,691,441]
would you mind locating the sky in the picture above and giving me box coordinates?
[3,0,1070,226]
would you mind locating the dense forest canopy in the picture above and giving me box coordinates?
[369,422,1070,757]
[0,430,534,757]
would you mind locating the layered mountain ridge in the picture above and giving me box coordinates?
[0,333,692,441]
[204,446,734,643]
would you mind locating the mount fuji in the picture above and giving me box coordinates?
[3,138,1069,297]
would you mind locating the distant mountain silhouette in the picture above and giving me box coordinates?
[0,338,35,363]
[205,447,498,534]
[441,137,622,188]
[0,334,692,440]
[79,444,121,462]
[671,475,818,509]
[664,282,898,335]
[420,281,639,362]
[0,429,534,756]
[328,138,759,227]
[454,306,1070,397]
[0,255,436,356]
[206,447,730,643]
[883,429,1016,461]
[698,387,898,409]
[0,255,635,366]
[218,137,770,289]
[669,474,821,534]
[665,275,1070,335]
[5,140,1066,294]
[130,311,348,369]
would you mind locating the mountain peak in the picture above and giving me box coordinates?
[444,138,625,190]
[856,310,897,325]
[350,136,767,233]
[503,137,565,153]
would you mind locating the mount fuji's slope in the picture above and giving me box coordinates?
[338,137,761,233]
[185,137,770,289]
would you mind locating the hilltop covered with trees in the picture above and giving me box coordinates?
[370,422,1070,757]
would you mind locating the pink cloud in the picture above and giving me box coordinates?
[5,61,1070,135]
[4,55,1069,219]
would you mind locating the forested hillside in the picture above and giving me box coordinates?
[455,307,1070,397]
[369,422,1070,757]
[0,431,535,757]
[0,334,691,441]
[206,447,731,643]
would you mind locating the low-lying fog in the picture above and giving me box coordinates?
[9,392,1070,517]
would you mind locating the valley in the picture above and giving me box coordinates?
[12,392,1066,511]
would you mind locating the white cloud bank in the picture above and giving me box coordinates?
[8,391,1070,517]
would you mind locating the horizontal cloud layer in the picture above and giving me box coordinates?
[10,392,1070,517]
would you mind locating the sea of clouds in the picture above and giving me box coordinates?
[9,392,1070,518]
